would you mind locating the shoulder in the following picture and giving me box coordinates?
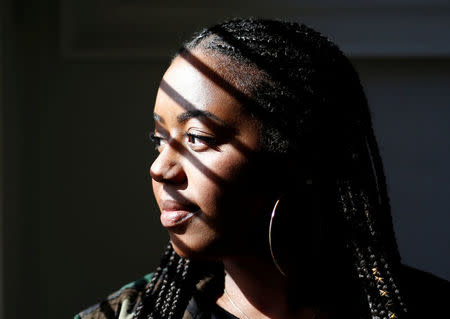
[400,264,450,318]
[74,273,154,319]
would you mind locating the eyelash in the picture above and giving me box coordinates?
[149,132,218,150]
[185,133,217,146]
[149,133,163,148]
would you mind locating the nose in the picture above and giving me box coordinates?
[150,141,187,185]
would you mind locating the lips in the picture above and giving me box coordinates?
[159,199,200,228]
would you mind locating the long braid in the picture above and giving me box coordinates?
[333,103,406,319]
[362,140,407,316]
[166,259,194,319]
[151,249,179,317]
[134,243,216,319]
[159,257,184,318]
[365,125,401,264]
[133,243,173,319]
[357,96,407,316]
[133,244,178,319]
[338,174,407,319]
[352,69,401,265]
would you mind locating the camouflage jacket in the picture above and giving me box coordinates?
[75,266,450,319]
[74,272,234,319]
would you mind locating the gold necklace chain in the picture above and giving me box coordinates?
[224,287,251,319]
[223,285,320,319]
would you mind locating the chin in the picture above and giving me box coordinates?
[168,232,227,261]
[169,236,196,259]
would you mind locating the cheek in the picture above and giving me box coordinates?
[187,151,270,255]
[187,150,258,214]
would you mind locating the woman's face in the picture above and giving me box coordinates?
[150,50,272,259]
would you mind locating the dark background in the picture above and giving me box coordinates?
[1,0,449,318]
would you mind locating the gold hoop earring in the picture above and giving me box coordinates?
[269,198,287,276]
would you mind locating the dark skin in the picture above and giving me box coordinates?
[150,49,331,318]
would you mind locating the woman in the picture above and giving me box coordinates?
[75,18,446,319]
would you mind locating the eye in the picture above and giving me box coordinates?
[149,132,166,151]
[185,133,219,151]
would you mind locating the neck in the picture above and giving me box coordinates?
[217,256,325,319]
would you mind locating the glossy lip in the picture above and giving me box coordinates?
[159,199,200,228]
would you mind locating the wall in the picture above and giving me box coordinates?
[2,1,43,318]
[0,0,4,317]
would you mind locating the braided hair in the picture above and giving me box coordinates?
[135,18,407,319]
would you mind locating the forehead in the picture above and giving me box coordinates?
[162,55,216,108]
[155,51,248,123]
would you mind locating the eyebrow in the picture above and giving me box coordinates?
[153,113,164,123]
[177,110,225,124]
[153,110,227,126]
